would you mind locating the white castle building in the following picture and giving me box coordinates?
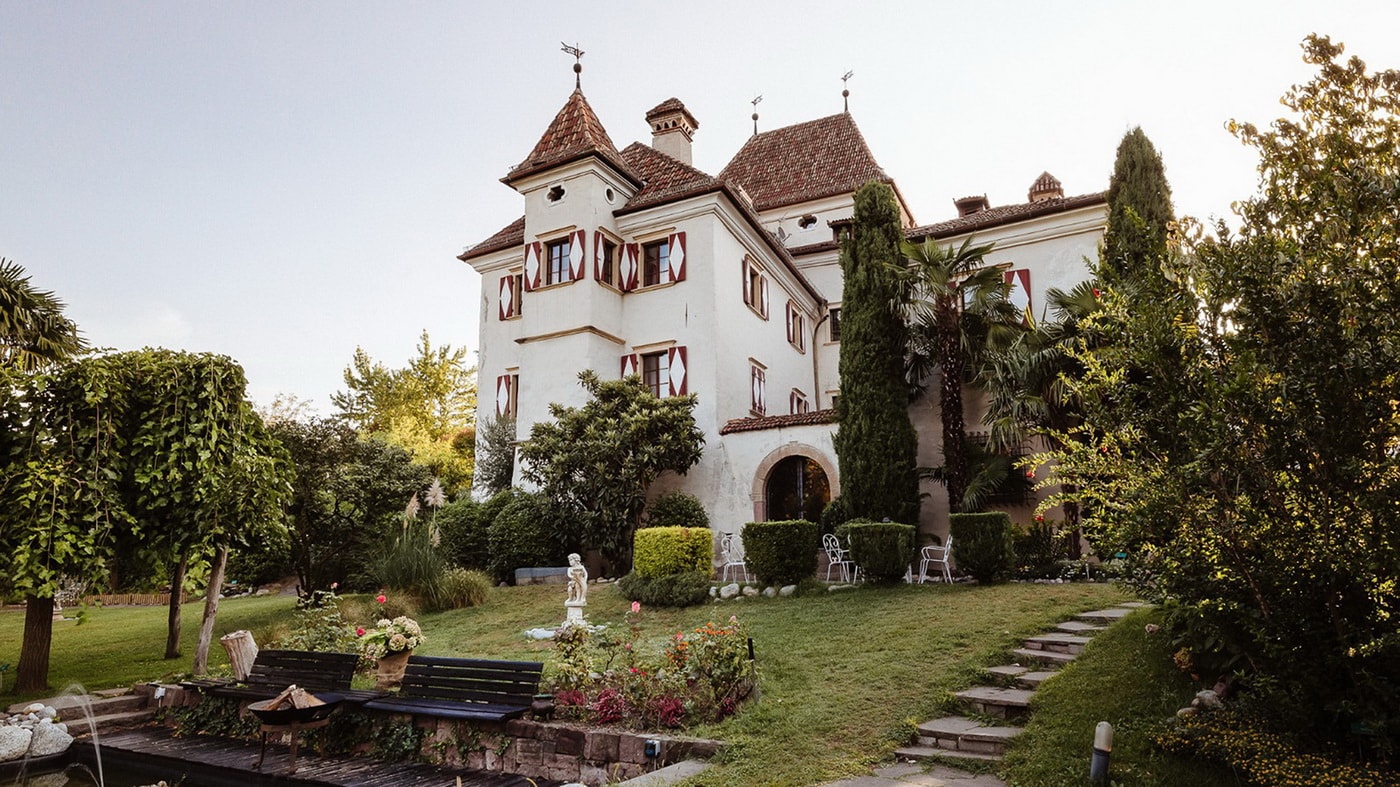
[459,77,1107,544]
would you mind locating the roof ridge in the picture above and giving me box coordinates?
[504,89,638,186]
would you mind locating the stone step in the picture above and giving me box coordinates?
[953,686,1035,720]
[1054,620,1105,634]
[984,664,1028,680]
[1011,647,1077,667]
[1076,607,1133,624]
[1023,632,1093,655]
[72,709,158,737]
[916,716,1023,757]
[1017,670,1059,689]
[8,692,147,718]
[894,743,1001,764]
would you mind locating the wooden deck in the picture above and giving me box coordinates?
[83,728,561,786]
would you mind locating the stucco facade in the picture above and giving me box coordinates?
[460,82,1106,545]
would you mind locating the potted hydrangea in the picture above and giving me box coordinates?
[359,604,424,689]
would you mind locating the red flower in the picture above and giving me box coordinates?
[1100,445,1109,453]
[1092,288,1101,298]
[356,627,366,637]
[376,594,387,604]
[1025,470,1035,479]
[1034,514,1045,523]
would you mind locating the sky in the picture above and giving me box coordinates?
[3,1,1396,413]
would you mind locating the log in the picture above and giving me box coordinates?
[219,630,259,681]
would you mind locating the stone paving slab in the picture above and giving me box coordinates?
[1019,670,1059,688]
[1010,647,1077,666]
[822,762,1006,785]
[984,665,1028,679]
[1076,607,1133,622]
[1054,620,1105,634]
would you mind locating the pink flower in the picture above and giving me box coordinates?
[631,601,641,614]
[330,581,338,590]
[376,594,387,604]
[356,627,366,637]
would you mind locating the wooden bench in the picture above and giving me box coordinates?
[183,649,382,703]
[362,656,544,722]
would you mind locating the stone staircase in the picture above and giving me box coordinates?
[7,686,159,737]
[894,603,1146,766]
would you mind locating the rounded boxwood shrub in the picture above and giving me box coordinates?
[950,512,1016,584]
[616,570,712,607]
[740,519,820,586]
[436,497,489,570]
[644,491,710,530]
[820,496,850,535]
[845,521,916,584]
[487,491,580,584]
[633,527,712,578]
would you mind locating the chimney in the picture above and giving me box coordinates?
[1028,172,1064,202]
[645,98,699,165]
[954,195,990,217]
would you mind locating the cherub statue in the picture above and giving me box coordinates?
[566,553,587,605]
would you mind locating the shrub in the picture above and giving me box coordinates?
[820,496,851,534]
[633,527,712,577]
[616,570,712,607]
[436,497,489,570]
[644,491,710,530]
[845,521,916,584]
[1014,521,1068,579]
[950,512,1015,584]
[741,520,819,586]
[487,491,579,584]
[424,568,491,612]
[274,589,357,652]
[227,529,292,587]
[374,522,445,598]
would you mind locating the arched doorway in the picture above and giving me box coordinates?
[764,455,831,522]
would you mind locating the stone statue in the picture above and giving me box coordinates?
[564,553,588,624]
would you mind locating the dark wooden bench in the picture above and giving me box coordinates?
[362,656,543,722]
[183,649,382,703]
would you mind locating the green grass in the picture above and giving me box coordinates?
[1000,607,1238,786]
[1,583,1232,786]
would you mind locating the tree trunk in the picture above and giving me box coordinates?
[193,545,229,676]
[165,552,188,659]
[938,313,968,513]
[16,596,54,694]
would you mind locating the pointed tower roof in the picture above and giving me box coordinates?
[718,112,890,212]
[502,88,639,187]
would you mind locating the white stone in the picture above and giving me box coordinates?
[524,627,557,640]
[741,586,759,597]
[708,586,717,597]
[1192,689,1222,710]
[22,704,45,715]
[761,586,776,597]
[27,722,73,756]
[779,585,797,596]
[828,584,854,592]
[719,583,740,599]
[0,726,33,762]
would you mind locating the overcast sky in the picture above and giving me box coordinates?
[3,1,1395,412]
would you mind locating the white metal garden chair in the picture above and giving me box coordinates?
[918,536,954,584]
[822,533,857,582]
[720,532,749,582]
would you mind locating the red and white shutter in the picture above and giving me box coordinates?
[1004,268,1032,323]
[622,244,640,292]
[495,374,513,417]
[759,277,770,319]
[569,229,586,281]
[522,242,542,291]
[620,353,639,379]
[667,346,688,396]
[667,232,687,283]
[593,230,605,281]
[498,275,515,320]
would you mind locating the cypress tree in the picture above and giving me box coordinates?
[1101,127,1174,283]
[833,181,920,524]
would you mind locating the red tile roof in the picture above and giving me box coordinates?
[644,97,698,129]
[906,193,1107,240]
[617,142,722,213]
[502,89,638,187]
[458,215,525,262]
[719,113,890,212]
[719,409,837,435]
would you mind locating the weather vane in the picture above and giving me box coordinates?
[842,71,854,112]
[561,42,585,88]
[751,94,763,136]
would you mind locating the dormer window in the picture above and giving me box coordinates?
[547,185,566,203]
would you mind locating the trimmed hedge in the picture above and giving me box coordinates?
[644,491,710,530]
[633,527,713,578]
[487,491,580,584]
[819,496,850,534]
[845,521,916,584]
[741,519,820,586]
[950,512,1015,584]
[616,570,712,607]
[436,497,489,570]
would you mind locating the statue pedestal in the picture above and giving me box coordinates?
[564,601,587,625]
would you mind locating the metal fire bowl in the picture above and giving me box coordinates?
[247,693,343,725]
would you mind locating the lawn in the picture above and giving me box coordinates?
[1,582,1230,785]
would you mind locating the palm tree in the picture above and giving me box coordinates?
[896,238,1025,513]
[0,258,86,370]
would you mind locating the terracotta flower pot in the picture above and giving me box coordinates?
[375,649,412,690]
